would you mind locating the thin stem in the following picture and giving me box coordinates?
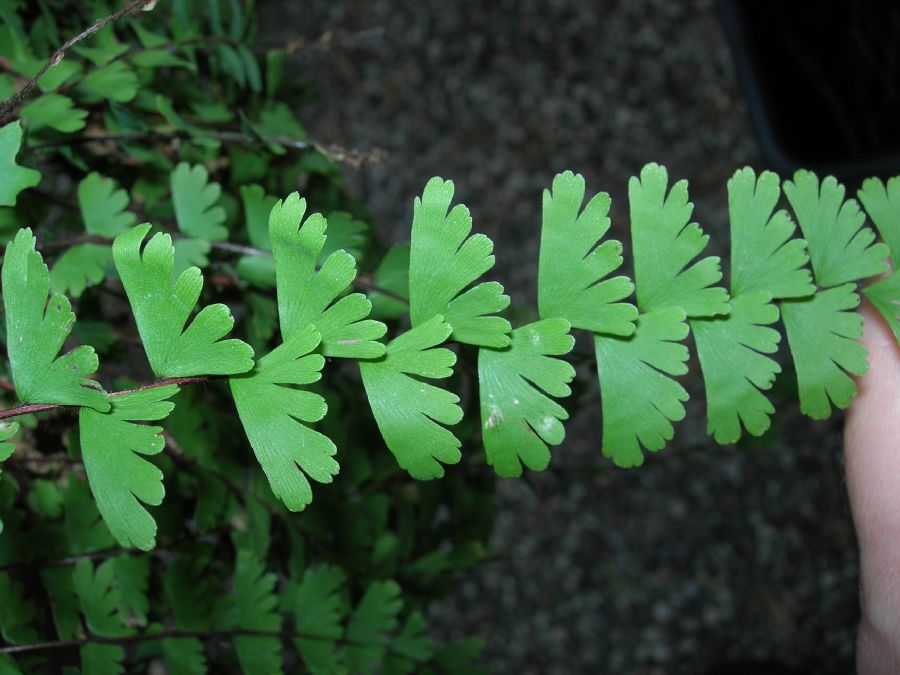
[283,26,386,54]
[0,0,156,124]
[0,402,59,420]
[208,240,268,257]
[0,377,206,422]
[0,627,340,656]
[26,129,384,167]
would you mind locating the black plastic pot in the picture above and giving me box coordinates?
[717,0,900,184]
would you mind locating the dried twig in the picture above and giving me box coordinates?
[284,26,386,55]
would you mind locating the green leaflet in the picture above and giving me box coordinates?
[727,168,814,299]
[63,475,116,554]
[431,638,488,674]
[0,423,17,465]
[478,319,575,477]
[690,168,813,444]
[72,558,132,637]
[595,307,689,467]
[110,555,150,625]
[79,384,179,551]
[855,176,900,386]
[0,122,40,206]
[282,565,346,674]
[49,243,111,297]
[236,254,276,288]
[784,170,889,287]
[233,550,283,675]
[78,172,136,237]
[0,655,22,675]
[409,177,511,347]
[131,50,196,71]
[77,61,138,102]
[162,637,208,675]
[230,326,338,512]
[538,171,637,336]
[241,183,278,250]
[345,580,402,673]
[20,93,87,133]
[27,478,63,518]
[42,567,81,640]
[270,192,386,359]
[74,24,129,65]
[112,224,254,377]
[630,163,730,317]
[322,211,368,262]
[165,554,215,631]
[360,316,463,479]
[0,572,37,645]
[858,175,900,267]
[2,229,109,409]
[863,270,900,343]
[173,238,212,275]
[368,243,410,321]
[692,292,782,444]
[80,644,126,675]
[172,162,228,241]
[0,422,18,536]
[389,611,434,667]
[782,284,868,419]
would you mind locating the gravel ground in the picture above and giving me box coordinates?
[259,1,860,672]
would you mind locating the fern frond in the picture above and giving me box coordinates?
[171,162,227,241]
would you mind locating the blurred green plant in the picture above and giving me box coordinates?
[0,1,899,673]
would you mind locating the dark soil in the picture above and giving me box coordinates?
[258,1,860,673]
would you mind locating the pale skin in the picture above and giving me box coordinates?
[845,303,900,673]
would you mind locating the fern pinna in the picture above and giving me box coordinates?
[3,115,900,531]
[2,113,900,671]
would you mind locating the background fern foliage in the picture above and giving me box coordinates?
[0,1,899,674]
